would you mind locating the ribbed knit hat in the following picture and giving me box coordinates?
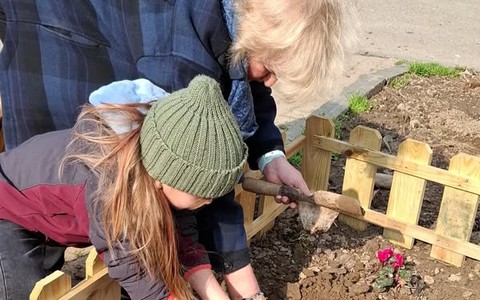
[140,75,248,198]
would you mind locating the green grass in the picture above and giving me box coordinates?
[408,62,460,77]
[389,74,411,89]
[333,116,344,139]
[331,114,349,160]
[348,92,372,114]
[331,152,340,161]
[287,151,303,168]
[286,126,305,168]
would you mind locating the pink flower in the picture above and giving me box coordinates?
[391,253,404,269]
[376,248,394,265]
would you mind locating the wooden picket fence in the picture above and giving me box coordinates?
[312,117,480,267]
[29,115,480,299]
[30,250,120,300]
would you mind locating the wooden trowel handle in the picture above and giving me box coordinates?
[241,177,314,203]
[241,177,365,216]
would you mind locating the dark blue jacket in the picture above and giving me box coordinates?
[0,1,283,297]
[0,0,284,168]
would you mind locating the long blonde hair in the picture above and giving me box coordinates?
[231,0,358,102]
[63,104,192,299]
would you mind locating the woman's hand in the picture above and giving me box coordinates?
[262,156,312,209]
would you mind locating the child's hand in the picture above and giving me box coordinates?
[188,269,230,300]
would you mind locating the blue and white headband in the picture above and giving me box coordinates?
[88,78,169,134]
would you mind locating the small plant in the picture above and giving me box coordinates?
[331,152,340,161]
[331,116,346,161]
[333,117,343,139]
[408,62,460,77]
[333,113,351,139]
[389,74,411,89]
[287,151,303,169]
[369,248,413,292]
[348,93,372,114]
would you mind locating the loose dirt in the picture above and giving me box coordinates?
[249,70,480,300]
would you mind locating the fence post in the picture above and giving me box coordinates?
[430,153,480,266]
[338,126,382,231]
[297,116,337,231]
[301,116,334,190]
[383,139,432,248]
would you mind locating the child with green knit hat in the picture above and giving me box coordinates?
[0,76,265,299]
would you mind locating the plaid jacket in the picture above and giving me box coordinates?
[0,0,284,169]
[0,1,282,298]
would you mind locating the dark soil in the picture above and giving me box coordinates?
[248,70,480,300]
[63,70,480,299]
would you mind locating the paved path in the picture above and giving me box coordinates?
[357,0,480,70]
[276,0,479,139]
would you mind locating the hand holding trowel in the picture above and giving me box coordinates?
[242,177,364,233]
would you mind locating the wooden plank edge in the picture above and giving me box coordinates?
[354,209,480,262]
[315,136,480,195]
[246,205,288,240]
[285,135,306,158]
[30,271,71,300]
[58,268,115,300]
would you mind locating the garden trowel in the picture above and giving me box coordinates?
[242,177,364,233]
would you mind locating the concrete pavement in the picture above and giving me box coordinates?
[276,0,480,140]
[357,0,480,70]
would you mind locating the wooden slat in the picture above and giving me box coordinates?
[355,209,480,261]
[236,185,256,228]
[246,205,288,240]
[58,268,120,300]
[314,136,480,195]
[430,154,480,266]
[339,126,381,230]
[384,139,432,248]
[298,116,337,231]
[302,116,334,191]
[285,135,305,159]
[85,249,107,279]
[30,271,71,300]
[257,195,283,237]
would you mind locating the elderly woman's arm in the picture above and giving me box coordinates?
[245,82,311,207]
[224,264,266,300]
[244,81,285,169]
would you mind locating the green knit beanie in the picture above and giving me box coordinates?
[140,75,248,198]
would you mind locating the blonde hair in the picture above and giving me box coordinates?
[230,0,358,102]
[63,104,193,299]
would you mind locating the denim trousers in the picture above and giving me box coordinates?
[0,220,65,300]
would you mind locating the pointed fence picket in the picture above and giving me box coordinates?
[312,118,480,266]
